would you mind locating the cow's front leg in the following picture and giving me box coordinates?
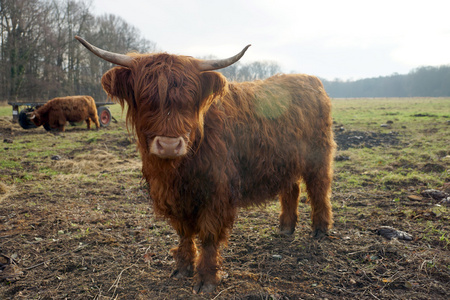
[170,224,196,279]
[193,209,234,294]
[193,236,222,294]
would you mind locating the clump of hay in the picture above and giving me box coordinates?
[0,182,11,203]
[53,149,140,174]
[0,117,13,133]
[0,116,12,123]
[0,182,9,194]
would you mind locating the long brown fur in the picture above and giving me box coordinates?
[30,95,100,131]
[100,52,336,293]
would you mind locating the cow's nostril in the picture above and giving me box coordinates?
[156,139,164,151]
[175,140,182,152]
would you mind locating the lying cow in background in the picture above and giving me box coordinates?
[28,95,100,131]
[76,36,336,294]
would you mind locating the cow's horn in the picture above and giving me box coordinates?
[197,45,251,71]
[75,36,134,68]
[27,112,35,120]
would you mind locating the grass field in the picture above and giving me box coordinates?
[0,97,449,299]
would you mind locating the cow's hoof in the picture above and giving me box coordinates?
[279,226,295,236]
[170,267,193,279]
[192,272,224,294]
[193,280,217,294]
[312,228,328,239]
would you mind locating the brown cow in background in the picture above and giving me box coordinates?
[76,36,336,294]
[28,95,100,131]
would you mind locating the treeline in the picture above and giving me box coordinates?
[322,65,450,98]
[220,60,281,82]
[0,0,282,103]
[0,0,156,102]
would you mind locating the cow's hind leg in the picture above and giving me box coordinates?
[303,155,334,238]
[86,118,91,129]
[91,113,100,129]
[279,182,300,235]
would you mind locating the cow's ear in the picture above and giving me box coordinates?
[199,71,228,108]
[101,67,134,108]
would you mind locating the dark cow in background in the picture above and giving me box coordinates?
[76,36,336,294]
[28,95,100,131]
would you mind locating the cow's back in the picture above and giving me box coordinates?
[219,74,334,205]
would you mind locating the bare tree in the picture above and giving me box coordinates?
[0,0,157,102]
[0,0,49,100]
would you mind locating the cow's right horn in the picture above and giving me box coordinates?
[26,112,35,120]
[75,36,134,68]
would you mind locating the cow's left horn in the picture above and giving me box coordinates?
[197,44,251,71]
[75,36,134,68]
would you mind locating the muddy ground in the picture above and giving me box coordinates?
[0,114,449,299]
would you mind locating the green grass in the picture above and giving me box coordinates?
[0,160,22,169]
[0,104,11,117]
[332,97,450,193]
[332,97,450,130]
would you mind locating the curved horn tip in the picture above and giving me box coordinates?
[241,44,252,55]
[239,44,251,56]
[197,44,253,71]
[74,35,134,68]
[74,35,85,43]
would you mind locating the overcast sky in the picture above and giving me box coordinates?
[91,0,450,81]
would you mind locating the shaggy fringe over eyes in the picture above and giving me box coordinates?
[101,54,228,149]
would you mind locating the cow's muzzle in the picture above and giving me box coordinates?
[150,136,187,158]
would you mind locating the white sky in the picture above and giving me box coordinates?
[90,0,450,80]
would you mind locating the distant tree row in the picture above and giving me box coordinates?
[220,60,281,82]
[322,65,450,98]
[0,0,156,102]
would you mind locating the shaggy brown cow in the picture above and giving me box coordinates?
[76,36,335,294]
[28,95,100,131]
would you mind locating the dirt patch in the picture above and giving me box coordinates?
[412,113,438,117]
[334,129,401,150]
[422,163,447,173]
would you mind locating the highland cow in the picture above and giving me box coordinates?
[76,36,335,294]
[28,95,100,131]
